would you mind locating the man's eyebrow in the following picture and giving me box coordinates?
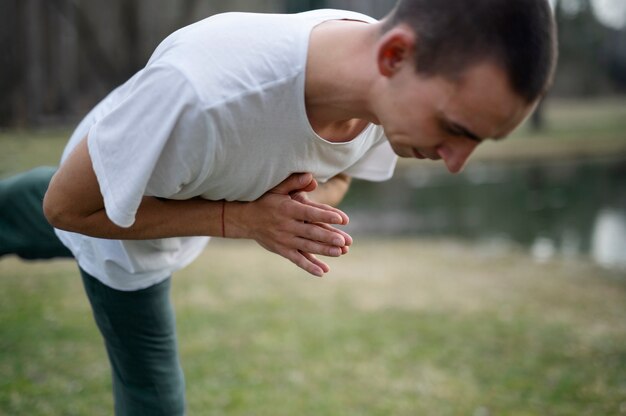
[448,121,484,143]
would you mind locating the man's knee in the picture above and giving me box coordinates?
[0,166,57,197]
[0,167,72,259]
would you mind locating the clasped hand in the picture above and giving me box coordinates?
[228,173,352,277]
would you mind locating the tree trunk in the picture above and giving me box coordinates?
[24,0,45,126]
[120,0,141,77]
[55,0,78,116]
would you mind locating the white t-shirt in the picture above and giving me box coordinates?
[56,10,398,291]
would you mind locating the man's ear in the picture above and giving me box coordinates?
[377,25,416,77]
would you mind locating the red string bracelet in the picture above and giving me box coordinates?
[221,200,226,238]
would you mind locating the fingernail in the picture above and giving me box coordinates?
[333,237,344,246]
[330,247,341,256]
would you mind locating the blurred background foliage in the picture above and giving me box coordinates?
[0,0,625,126]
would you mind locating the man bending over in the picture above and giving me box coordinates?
[0,0,557,414]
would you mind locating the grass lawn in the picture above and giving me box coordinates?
[1,240,625,415]
[0,128,71,177]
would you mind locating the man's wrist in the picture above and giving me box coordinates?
[222,201,248,239]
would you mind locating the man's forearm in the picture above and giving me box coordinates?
[42,137,226,240]
[49,196,224,240]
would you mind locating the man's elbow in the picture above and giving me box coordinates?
[335,173,352,192]
[42,191,63,229]
[332,173,352,205]
[43,190,76,231]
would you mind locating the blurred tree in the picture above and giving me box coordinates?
[24,0,44,125]
[326,0,395,18]
[553,0,616,96]
[531,0,621,131]
[51,0,120,85]
[0,0,623,128]
[286,0,326,13]
[605,26,626,92]
[0,0,25,126]
[177,0,201,30]
[120,0,141,78]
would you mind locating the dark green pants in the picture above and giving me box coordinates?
[81,269,185,415]
[1,168,186,415]
[0,167,72,259]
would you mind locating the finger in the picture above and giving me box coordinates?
[270,173,314,195]
[284,249,324,277]
[293,237,343,257]
[290,202,344,225]
[296,198,350,225]
[292,222,348,247]
[313,222,353,246]
[297,177,318,194]
[300,251,330,274]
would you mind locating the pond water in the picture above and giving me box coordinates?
[341,155,626,271]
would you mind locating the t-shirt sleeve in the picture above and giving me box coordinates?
[87,64,209,228]
[342,134,398,182]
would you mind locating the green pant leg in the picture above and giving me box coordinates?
[0,167,73,259]
[80,269,186,416]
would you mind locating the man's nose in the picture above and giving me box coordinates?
[436,140,478,174]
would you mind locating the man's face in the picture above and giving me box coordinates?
[373,62,534,173]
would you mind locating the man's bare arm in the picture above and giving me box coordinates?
[43,137,349,276]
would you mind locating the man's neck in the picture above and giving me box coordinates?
[305,19,380,143]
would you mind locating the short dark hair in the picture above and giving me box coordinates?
[383,0,558,103]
